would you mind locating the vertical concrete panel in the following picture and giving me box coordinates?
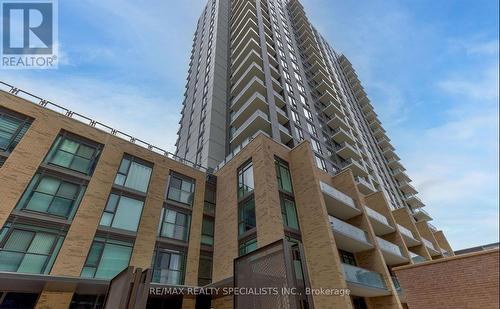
[35,291,73,309]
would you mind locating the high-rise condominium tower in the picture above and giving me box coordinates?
[175,0,424,215]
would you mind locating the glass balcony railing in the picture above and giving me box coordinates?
[397,224,416,239]
[365,207,390,226]
[329,216,370,243]
[377,237,404,257]
[409,251,426,263]
[422,238,436,251]
[342,263,387,290]
[320,181,356,208]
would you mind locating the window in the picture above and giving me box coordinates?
[114,156,152,193]
[158,208,190,241]
[281,196,299,230]
[70,295,104,309]
[238,197,256,235]
[303,107,313,121]
[0,108,31,153]
[311,139,322,154]
[167,174,195,205]
[16,173,86,219]
[239,238,257,256]
[315,155,327,171]
[294,126,304,140]
[81,237,133,279]
[100,194,144,232]
[339,250,357,266]
[46,134,101,175]
[0,224,64,274]
[275,158,293,193]
[201,217,214,246]
[198,255,213,286]
[307,122,317,137]
[291,110,300,124]
[152,248,185,285]
[237,161,254,199]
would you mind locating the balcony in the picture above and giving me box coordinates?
[232,47,262,78]
[365,207,395,236]
[276,107,288,125]
[398,180,418,195]
[391,168,410,182]
[279,124,293,144]
[323,100,343,118]
[331,128,355,145]
[327,114,350,132]
[377,136,391,149]
[377,237,409,265]
[422,238,440,256]
[354,176,375,194]
[368,118,382,130]
[230,62,265,97]
[329,216,373,253]
[405,195,425,208]
[341,158,368,177]
[318,89,337,105]
[230,92,268,128]
[372,128,386,139]
[409,251,426,264]
[335,142,361,160]
[386,157,404,170]
[320,181,361,220]
[413,208,432,222]
[230,76,267,111]
[397,224,421,247]
[342,263,390,297]
[230,110,271,147]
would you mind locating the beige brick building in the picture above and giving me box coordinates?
[0,84,455,308]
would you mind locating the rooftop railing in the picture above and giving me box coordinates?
[0,81,207,172]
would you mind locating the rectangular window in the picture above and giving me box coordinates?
[46,133,101,176]
[167,174,195,205]
[239,238,257,256]
[281,196,299,230]
[0,108,31,153]
[238,197,256,235]
[198,255,213,286]
[100,193,144,232]
[303,107,313,121]
[275,158,293,193]
[311,139,322,154]
[307,122,317,137]
[315,155,327,171]
[152,248,185,285]
[0,224,64,274]
[81,237,132,279]
[294,126,304,140]
[291,110,300,124]
[158,208,190,241]
[16,173,86,219]
[339,250,357,266]
[237,161,254,200]
[114,156,152,193]
[201,217,214,246]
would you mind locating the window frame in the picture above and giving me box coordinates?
[0,107,32,154]
[166,173,196,206]
[113,155,153,194]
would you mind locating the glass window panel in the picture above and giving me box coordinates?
[169,254,180,270]
[170,177,182,190]
[70,156,91,173]
[76,145,94,159]
[124,162,152,192]
[57,182,78,199]
[26,193,52,213]
[158,252,171,269]
[52,150,73,167]
[118,158,130,174]
[94,244,131,279]
[49,197,73,217]
[173,226,186,240]
[165,210,177,224]
[27,233,56,254]
[17,254,47,274]
[81,266,96,278]
[114,174,126,186]
[4,230,34,251]
[161,223,175,238]
[60,139,79,153]
[37,177,60,195]
[112,196,143,231]
[99,212,113,227]
[105,194,119,212]
[0,251,23,271]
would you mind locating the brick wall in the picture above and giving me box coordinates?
[394,249,499,309]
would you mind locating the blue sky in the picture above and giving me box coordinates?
[1,0,498,250]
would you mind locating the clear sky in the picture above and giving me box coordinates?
[1,0,498,250]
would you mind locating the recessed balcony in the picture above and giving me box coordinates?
[335,142,361,160]
[329,216,373,253]
[399,180,418,195]
[409,251,426,263]
[230,92,268,128]
[404,195,425,208]
[421,238,440,256]
[274,91,286,109]
[413,208,432,222]
[377,237,409,265]
[332,128,355,145]
[341,158,368,177]
[276,107,288,125]
[279,124,293,144]
[320,181,361,220]
[342,263,389,297]
[397,224,421,247]
[230,110,271,147]
[355,176,375,194]
[365,206,395,236]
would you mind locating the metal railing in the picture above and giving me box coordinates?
[0,81,208,172]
